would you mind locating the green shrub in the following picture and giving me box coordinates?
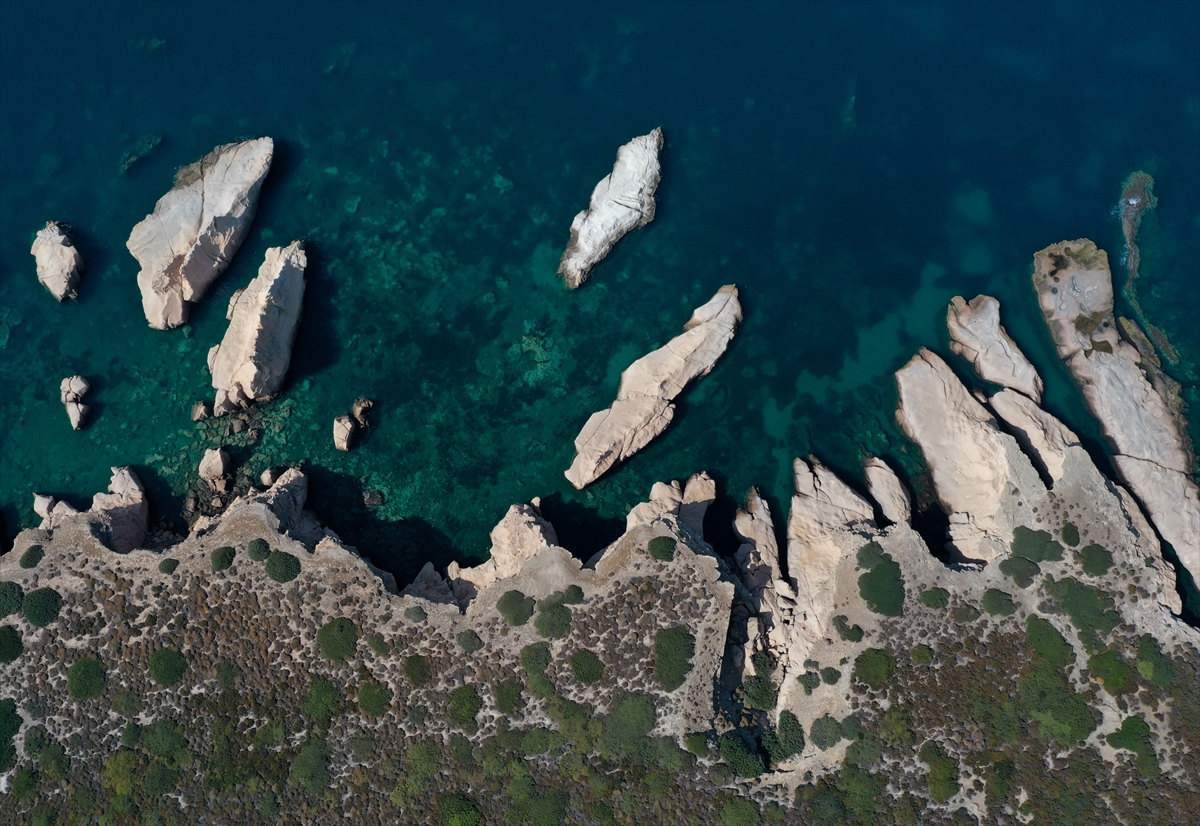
[1060,522,1080,547]
[648,536,677,561]
[456,629,483,654]
[534,603,572,639]
[561,584,585,604]
[1019,660,1096,743]
[798,670,821,695]
[685,732,710,757]
[148,648,186,686]
[832,615,864,642]
[743,675,778,710]
[265,551,301,582]
[1078,544,1113,576]
[448,685,483,732]
[570,649,604,684]
[0,582,23,617]
[0,626,22,663]
[22,588,62,627]
[999,555,1040,588]
[1137,635,1175,686]
[217,659,236,692]
[367,633,391,655]
[406,741,442,778]
[982,588,1016,616]
[495,679,524,715]
[142,720,186,759]
[210,545,235,571]
[761,710,805,764]
[404,605,427,623]
[497,590,535,626]
[247,538,271,561]
[1011,526,1063,562]
[405,654,432,685]
[439,793,482,826]
[911,645,933,664]
[853,648,894,689]
[67,657,105,700]
[24,724,47,757]
[856,543,905,616]
[719,731,765,777]
[820,667,841,685]
[317,617,359,661]
[1046,577,1120,652]
[1088,649,1132,695]
[157,558,179,575]
[919,742,960,802]
[1106,716,1159,778]
[291,738,331,793]
[359,681,393,716]
[809,715,844,750]
[19,545,44,569]
[952,604,980,623]
[302,680,340,723]
[718,797,761,826]
[654,626,696,691]
[144,759,179,795]
[918,587,949,609]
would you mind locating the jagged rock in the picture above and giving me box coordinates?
[401,562,457,605]
[89,467,149,553]
[192,401,212,421]
[447,503,560,607]
[352,398,374,428]
[733,489,795,657]
[260,466,284,487]
[127,137,274,329]
[947,295,1043,401]
[199,448,231,490]
[895,349,1044,562]
[33,494,55,519]
[333,416,356,451]
[207,241,306,416]
[559,127,663,288]
[59,375,91,430]
[625,472,717,535]
[863,457,912,525]
[1033,240,1199,582]
[565,286,741,488]
[31,221,83,301]
[988,389,1079,484]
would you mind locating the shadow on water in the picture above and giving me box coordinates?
[128,464,186,533]
[537,493,624,564]
[288,241,341,384]
[67,224,111,305]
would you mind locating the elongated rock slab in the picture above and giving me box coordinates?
[208,241,306,415]
[947,294,1042,401]
[31,221,83,301]
[128,138,273,329]
[559,128,663,288]
[1033,239,1199,582]
[565,285,741,488]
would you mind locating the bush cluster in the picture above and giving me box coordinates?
[719,731,765,777]
[856,543,905,616]
[291,738,331,793]
[520,642,554,697]
[0,582,23,617]
[149,648,186,686]
[447,685,483,732]
[832,615,864,642]
[247,538,271,561]
[918,587,949,609]
[359,681,393,716]
[23,588,62,628]
[405,654,432,685]
[919,742,960,802]
[438,793,482,826]
[210,546,235,571]
[570,649,604,684]
[853,648,894,689]
[982,588,1016,616]
[1078,543,1113,576]
[67,656,106,700]
[158,558,179,574]
[1026,616,1074,666]
[404,605,427,623]
[648,536,677,561]
[497,590,535,626]
[0,626,22,663]
[317,618,359,662]
[654,626,696,691]
[761,710,805,764]
[303,680,341,723]
[495,679,524,715]
[19,545,44,569]
[262,550,300,583]
[1106,715,1159,778]
[456,630,483,654]
[810,715,844,750]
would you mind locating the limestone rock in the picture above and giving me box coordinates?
[89,467,149,553]
[565,285,741,488]
[447,503,560,607]
[59,375,91,430]
[127,137,274,329]
[401,562,457,605]
[988,389,1079,484]
[1033,239,1199,581]
[625,472,717,536]
[191,401,212,421]
[559,128,663,288]
[895,349,1044,562]
[863,457,912,525]
[947,295,1043,401]
[333,416,356,451]
[733,489,796,658]
[199,448,231,490]
[31,221,83,301]
[207,241,306,416]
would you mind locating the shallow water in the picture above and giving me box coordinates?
[1,1,1198,589]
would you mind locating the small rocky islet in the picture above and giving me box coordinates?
[2,130,1199,826]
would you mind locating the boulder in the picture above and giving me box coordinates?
[447,503,560,607]
[192,401,212,421]
[89,467,149,552]
[565,285,741,488]
[127,138,274,329]
[946,295,1043,401]
[863,457,912,525]
[559,128,663,288]
[352,398,374,428]
[59,375,91,430]
[199,447,231,490]
[207,241,306,415]
[31,221,83,301]
[333,416,356,451]
[625,472,717,535]
[1033,239,1199,581]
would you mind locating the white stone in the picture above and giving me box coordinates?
[59,375,91,430]
[447,503,560,607]
[333,415,356,451]
[127,138,273,329]
[89,467,149,553]
[947,295,1042,401]
[559,128,663,288]
[863,457,912,525]
[988,389,1079,483]
[31,221,83,301]
[199,447,231,489]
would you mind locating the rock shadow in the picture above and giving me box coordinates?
[536,493,625,564]
[287,241,341,384]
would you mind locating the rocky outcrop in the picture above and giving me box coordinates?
[565,285,741,488]
[33,467,148,553]
[988,388,1079,484]
[446,502,560,607]
[199,447,231,492]
[558,128,663,288]
[333,416,356,451]
[863,457,911,525]
[625,471,716,536]
[1033,239,1199,582]
[59,375,91,430]
[31,222,83,301]
[733,489,796,656]
[895,349,1044,562]
[127,138,274,329]
[207,241,306,416]
[947,295,1042,401]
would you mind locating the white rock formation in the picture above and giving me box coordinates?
[207,241,306,415]
[1033,240,1199,582]
[895,349,1044,562]
[35,467,148,553]
[863,457,911,525]
[947,295,1043,401]
[59,375,91,430]
[333,416,356,451]
[31,221,83,301]
[199,447,231,491]
[565,285,741,488]
[446,503,560,607]
[733,489,797,657]
[558,128,663,288]
[988,389,1079,484]
[625,472,717,536]
[127,138,274,329]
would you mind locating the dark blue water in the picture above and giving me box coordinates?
[2,0,1198,587]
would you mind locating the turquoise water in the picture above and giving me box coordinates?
[1,1,1198,587]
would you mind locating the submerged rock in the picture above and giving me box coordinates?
[207,241,306,416]
[1033,239,1199,582]
[558,127,663,288]
[31,221,83,301]
[947,294,1042,402]
[565,285,741,489]
[127,137,274,329]
[59,375,91,431]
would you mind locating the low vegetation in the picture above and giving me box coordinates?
[497,590,535,626]
[856,543,905,616]
[148,648,186,686]
[67,657,105,701]
[19,545,44,569]
[648,536,677,561]
[654,626,696,691]
[265,550,301,583]
[317,617,359,662]
[210,546,236,571]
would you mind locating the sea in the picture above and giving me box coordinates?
[1,1,1197,605]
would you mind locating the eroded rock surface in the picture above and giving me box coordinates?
[33,467,148,553]
[447,502,560,608]
[127,138,273,329]
[988,388,1079,484]
[208,241,306,416]
[559,128,663,288]
[199,447,231,491]
[59,375,91,431]
[333,416,356,451]
[1033,239,1199,582]
[863,457,912,525]
[947,294,1043,401]
[31,221,83,301]
[565,285,741,488]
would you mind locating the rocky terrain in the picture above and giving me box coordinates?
[30,222,83,302]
